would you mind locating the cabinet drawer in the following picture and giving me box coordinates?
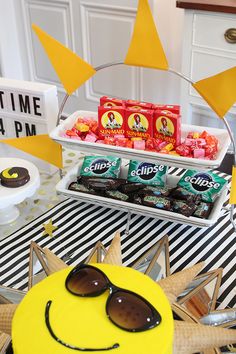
[193,13,236,54]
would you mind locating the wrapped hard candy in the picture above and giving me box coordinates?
[176,144,191,157]
[133,140,146,150]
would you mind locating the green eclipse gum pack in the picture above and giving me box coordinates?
[80,156,121,179]
[127,160,167,187]
[178,170,227,202]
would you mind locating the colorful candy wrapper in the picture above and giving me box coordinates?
[176,144,191,157]
[142,196,172,210]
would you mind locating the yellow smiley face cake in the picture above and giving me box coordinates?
[12,264,173,354]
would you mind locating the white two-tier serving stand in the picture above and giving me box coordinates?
[50,63,236,231]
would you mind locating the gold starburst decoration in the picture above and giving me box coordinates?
[0,233,236,354]
[42,219,58,237]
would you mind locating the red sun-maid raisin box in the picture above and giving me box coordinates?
[125,108,154,139]
[125,99,153,110]
[153,110,181,147]
[98,106,125,138]
[152,104,180,115]
[100,96,124,107]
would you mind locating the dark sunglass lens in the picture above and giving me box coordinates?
[107,291,161,331]
[66,267,107,295]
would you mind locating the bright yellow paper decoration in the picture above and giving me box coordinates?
[42,219,58,237]
[193,67,236,118]
[13,264,174,354]
[0,135,63,168]
[32,24,96,95]
[124,0,168,70]
[229,166,236,205]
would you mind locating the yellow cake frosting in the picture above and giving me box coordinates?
[12,263,173,354]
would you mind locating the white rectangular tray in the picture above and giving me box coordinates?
[56,162,228,228]
[50,110,231,170]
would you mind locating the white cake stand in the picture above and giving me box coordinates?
[0,158,40,225]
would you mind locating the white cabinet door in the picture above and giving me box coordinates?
[0,0,184,116]
[180,10,236,140]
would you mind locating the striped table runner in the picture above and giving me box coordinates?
[0,168,235,309]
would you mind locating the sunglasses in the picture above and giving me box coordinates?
[65,264,162,332]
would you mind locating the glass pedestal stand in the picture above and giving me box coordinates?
[0,206,20,226]
[0,158,40,225]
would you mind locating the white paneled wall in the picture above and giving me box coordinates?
[145,0,184,104]
[79,1,139,102]
[0,0,25,79]
[180,9,236,144]
[0,0,185,115]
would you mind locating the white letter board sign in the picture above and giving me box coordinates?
[0,78,59,172]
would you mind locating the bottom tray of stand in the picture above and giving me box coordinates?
[56,163,228,228]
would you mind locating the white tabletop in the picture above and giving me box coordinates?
[0,149,83,239]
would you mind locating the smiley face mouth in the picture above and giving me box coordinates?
[45,301,120,351]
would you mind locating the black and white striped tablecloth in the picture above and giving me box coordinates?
[0,168,235,309]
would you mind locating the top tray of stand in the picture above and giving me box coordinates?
[50,110,231,170]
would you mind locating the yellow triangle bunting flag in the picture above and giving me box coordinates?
[124,0,168,70]
[229,166,236,205]
[193,66,236,118]
[32,24,96,95]
[0,135,63,168]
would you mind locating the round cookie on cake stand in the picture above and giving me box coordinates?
[0,158,40,225]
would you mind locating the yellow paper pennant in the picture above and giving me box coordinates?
[124,0,168,70]
[32,24,96,95]
[193,66,236,118]
[0,135,63,168]
[229,166,236,205]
